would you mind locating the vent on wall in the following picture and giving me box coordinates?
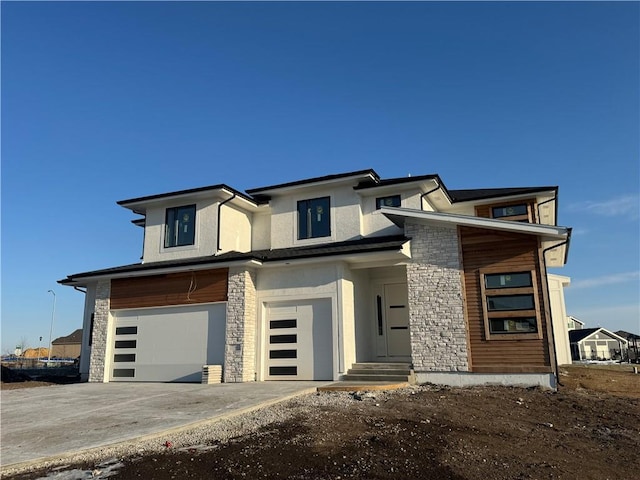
[202,364,222,384]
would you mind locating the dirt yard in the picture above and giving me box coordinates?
[5,364,640,480]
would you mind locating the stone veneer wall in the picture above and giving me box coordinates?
[224,268,257,382]
[88,279,110,382]
[405,222,469,372]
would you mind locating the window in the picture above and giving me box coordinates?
[491,204,531,222]
[480,270,541,339]
[165,205,196,248]
[376,195,401,209]
[297,197,330,240]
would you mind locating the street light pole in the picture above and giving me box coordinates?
[47,290,56,365]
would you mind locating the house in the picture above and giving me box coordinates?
[567,316,584,330]
[51,329,83,359]
[615,330,640,363]
[569,328,628,361]
[59,169,571,388]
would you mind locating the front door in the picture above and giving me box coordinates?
[384,283,411,357]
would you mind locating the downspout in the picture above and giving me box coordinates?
[216,192,236,253]
[541,231,572,387]
[73,286,87,294]
[420,180,441,211]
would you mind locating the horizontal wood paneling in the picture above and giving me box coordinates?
[111,268,228,310]
[460,227,550,372]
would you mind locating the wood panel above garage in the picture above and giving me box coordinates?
[111,268,228,310]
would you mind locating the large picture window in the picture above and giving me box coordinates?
[297,197,330,240]
[480,270,542,340]
[165,205,196,248]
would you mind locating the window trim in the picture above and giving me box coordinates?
[486,200,536,223]
[375,194,401,210]
[296,196,332,241]
[164,204,197,248]
[480,268,543,340]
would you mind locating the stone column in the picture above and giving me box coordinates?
[405,222,469,372]
[88,279,111,382]
[224,267,257,382]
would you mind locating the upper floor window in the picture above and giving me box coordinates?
[297,197,330,240]
[376,195,401,209]
[491,204,531,223]
[165,205,196,248]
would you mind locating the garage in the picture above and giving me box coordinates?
[109,303,226,382]
[264,299,333,381]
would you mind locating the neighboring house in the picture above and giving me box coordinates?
[60,169,571,388]
[615,330,640,363]
[569,328,628,361]
[567,316,584,330]
[51,329,83,358]
[547,274,572,366]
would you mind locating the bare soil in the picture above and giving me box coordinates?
[5,365,640,480]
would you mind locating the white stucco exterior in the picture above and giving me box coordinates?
[547,273,572,365]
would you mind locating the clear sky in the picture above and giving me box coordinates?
[2,1,638,354]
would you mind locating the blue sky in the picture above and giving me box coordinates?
[2,1,638,354]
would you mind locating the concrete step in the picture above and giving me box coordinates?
[350,362,412,370]
[341,374,414,382]
[347,368,411,376]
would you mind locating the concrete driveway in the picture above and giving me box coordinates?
[1,381,323,468]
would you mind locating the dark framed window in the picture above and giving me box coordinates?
[269,349,297,359]
[114,354,136,362]
[489,317,538,334]
[113,368,135,378]
[270,319,297,329]
[297,197,330,240]
[487,294,535,311]
[491,203,531,223]
[480,269,542,339]
[269,366,297,376]
[115,326,138,335]
[376,195,401,209]
[165,204,196,247]
[115,340,137,349]
[484,272,532,289]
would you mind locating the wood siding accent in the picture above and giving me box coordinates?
[459,227,551,372]
[111,268,228,310]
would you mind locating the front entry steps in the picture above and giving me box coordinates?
[318,363,415,392]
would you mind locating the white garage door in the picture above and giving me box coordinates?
[265,299,333,381]
[110,303,226,382]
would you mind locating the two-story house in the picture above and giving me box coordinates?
[60,169,571,388]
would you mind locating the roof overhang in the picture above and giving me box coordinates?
[59,236,411,287]
[246,169,379,197]
[381,207,571,267]
[118,185,259,215]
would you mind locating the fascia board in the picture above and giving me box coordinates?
[60,259,263,285]
[119,187,258,214]
[381,207,569,239]
[247,172,379,196]
[258,246,411,268]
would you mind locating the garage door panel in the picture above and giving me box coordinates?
[110,304,226,382]
[265,299,332,381]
